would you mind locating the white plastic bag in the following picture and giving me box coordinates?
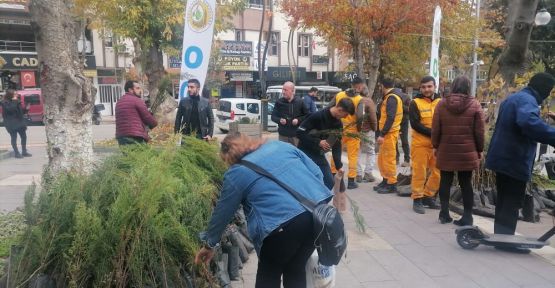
[306,251,335,288]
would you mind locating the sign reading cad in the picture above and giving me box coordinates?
[0,54,38,69]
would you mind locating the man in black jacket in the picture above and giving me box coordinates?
[271,81,309,146]
[297,97,355,189]
[174,79,214,141]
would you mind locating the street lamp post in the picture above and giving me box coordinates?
[470,0,481,97]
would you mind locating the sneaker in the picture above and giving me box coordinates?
[413,199,425,214]
[22,151,32,157]
[401,161,410,167]
[14,152,23,159]
[438,210,453,224]
[347,179,359,189]
[422,196,440,209]
[363,172,376,183]
[373,179,387,191]
[356,175,363,183]
[453,214,473,226]
[377,183,397,194]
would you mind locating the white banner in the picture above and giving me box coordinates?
[430,6,442,92]
[179,0,217,98]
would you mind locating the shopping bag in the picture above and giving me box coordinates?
[306,251,335,288]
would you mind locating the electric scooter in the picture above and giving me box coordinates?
[455,153,555,250]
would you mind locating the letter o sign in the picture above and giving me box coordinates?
[184,46,203,69]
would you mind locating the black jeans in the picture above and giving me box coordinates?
[256,212,315,288]
[117,136,147,146]
[396,120,410,163]
[438,171,474,213]
[8,127,27,153]
[494,172,527,235]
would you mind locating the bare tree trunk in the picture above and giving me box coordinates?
[144,43,166,105]
[29,0,95,178]
[366,39,381,97]
[350,32,365,78]
[497,0,540,84]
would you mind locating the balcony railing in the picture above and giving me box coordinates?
[0,40,36,52]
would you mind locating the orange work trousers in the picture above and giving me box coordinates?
[410,145,440,199]
[377,132,399,184]
[331,135,360,179]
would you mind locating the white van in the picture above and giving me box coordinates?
[266,85,342,110]
[215,98,278,133]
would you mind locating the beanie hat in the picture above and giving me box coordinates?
[528,72,555,100]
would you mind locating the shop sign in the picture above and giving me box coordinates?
[0,0,28,11]
[267,67,306,82]
[333,71,362,83]
[229,72,253,82]
[0,53,38,69]
[218,55,250,71]
[312,55,329,64]
[169,56,182,69]
[220,41,253,56]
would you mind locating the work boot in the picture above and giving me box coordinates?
[363,172,376,183]
[373,179,387,191]
[377,183,397,194]
[413,198,425,214]
[422,196,440,209]
[347,178,359,189]
[453,212,473,226]
[356,175,363,183]
[438,210,453,224]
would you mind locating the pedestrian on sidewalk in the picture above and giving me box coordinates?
[195,134,332,288]
[432,76,485,225]
[297,97,355,189]
[375,79,403,194]
[304,87,319,114]
[486,73,555,251]
[115,80,158,145]
[396,88,412,167]
[1,89,31,158]
[271,81,309,146]
[174,79,214,141]
[356,85,378,183]
[329,77,365,189]
[410,76,441,214]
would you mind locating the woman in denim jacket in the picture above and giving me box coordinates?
[195,133,332,287]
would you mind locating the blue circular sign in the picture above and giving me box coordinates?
[184,46,203,69]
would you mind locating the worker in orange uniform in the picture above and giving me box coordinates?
[374,79,403,194]
[410,76,441,214]
[330,77,365,189]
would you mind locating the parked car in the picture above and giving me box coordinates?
[266,85,342,110]
[0,88,44,125]
[215,98,277,133]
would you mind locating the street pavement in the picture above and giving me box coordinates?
[1,124,555,287]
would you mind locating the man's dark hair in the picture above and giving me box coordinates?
[450,76,471,95]
[336,97,356,115]
[381,78,395,89]
[352,76,364,85]
[188,78,201,88]
[420,76,436,85]
[124,80,139,93]
[309,87,318,92]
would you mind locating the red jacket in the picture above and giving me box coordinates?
[431,93,485,172]
[115,93,158,141]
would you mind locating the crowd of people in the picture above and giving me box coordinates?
[111,73,555,287]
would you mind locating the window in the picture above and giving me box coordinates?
[236,103,245,110]
[298,34,311,57]
[235,29,244,41]
[247,103,260,114]
[24,95,41,105]
[248,0,264,8]
[268,32,280,56]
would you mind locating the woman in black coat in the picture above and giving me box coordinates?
[1,89,31,158]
